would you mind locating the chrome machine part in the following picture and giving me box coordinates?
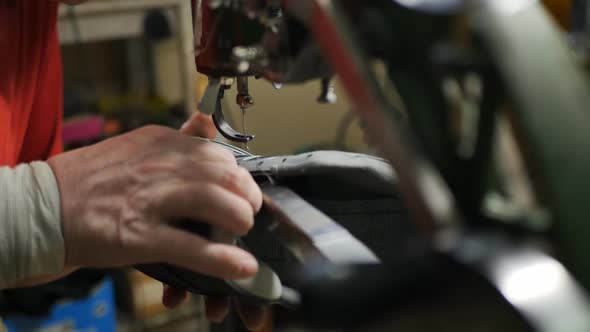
[317,77,337,104]
[485,249,590,332]
[450,232,590,332]
[212,85,255,143]
[260,184,380,264]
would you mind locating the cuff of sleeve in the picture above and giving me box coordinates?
[28,162,65,278]
[0,162,64,288]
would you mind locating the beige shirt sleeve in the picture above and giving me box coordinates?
[0,162,64,289]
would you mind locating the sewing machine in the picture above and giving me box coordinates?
[143,1,590,331]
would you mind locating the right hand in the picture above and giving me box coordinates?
[47,125,262,280]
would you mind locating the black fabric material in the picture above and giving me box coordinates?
[243,174,421,286]
[138,143,423,295]
[233,145,422,268]
[238,150,398,197]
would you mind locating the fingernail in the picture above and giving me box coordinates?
[180,121,188,130]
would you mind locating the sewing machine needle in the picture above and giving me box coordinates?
[241,107,249,151]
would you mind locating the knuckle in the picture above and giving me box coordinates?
[199,182,220,197]
[236,167,253,183]
[238,167,262,210]
[233,221,253,237]
[230,201,255,234]
[221,167,243,190]
[218,149,236,163]
[196,144,214,157]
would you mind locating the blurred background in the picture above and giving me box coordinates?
[57,0,373,156]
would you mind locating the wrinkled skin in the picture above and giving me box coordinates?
[49,125,262,276]
[50,120,269,328]
[17,114,268,330]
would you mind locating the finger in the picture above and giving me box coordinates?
[181,112,218,139]
[180,112,201,134]
[162,285,188,309]
[153,183,256,235]
[204,296,231,323]
[231,167,262,213]
[235,299,271,331]
[129,152,235,183]
[185,163,262,213]
[134,159,260,213]
[151,224,258,279]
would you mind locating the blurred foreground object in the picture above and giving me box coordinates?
[142,0,590,331]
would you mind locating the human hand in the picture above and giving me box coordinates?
[14,115,217,288]
[47,125,262,280]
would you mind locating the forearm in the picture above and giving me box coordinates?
[0,162,65,289]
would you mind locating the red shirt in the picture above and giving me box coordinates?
[0,0,63,167]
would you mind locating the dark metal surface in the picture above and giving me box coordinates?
[212,87,255,143]
[274,234,590,332]
[480,246,590,332]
